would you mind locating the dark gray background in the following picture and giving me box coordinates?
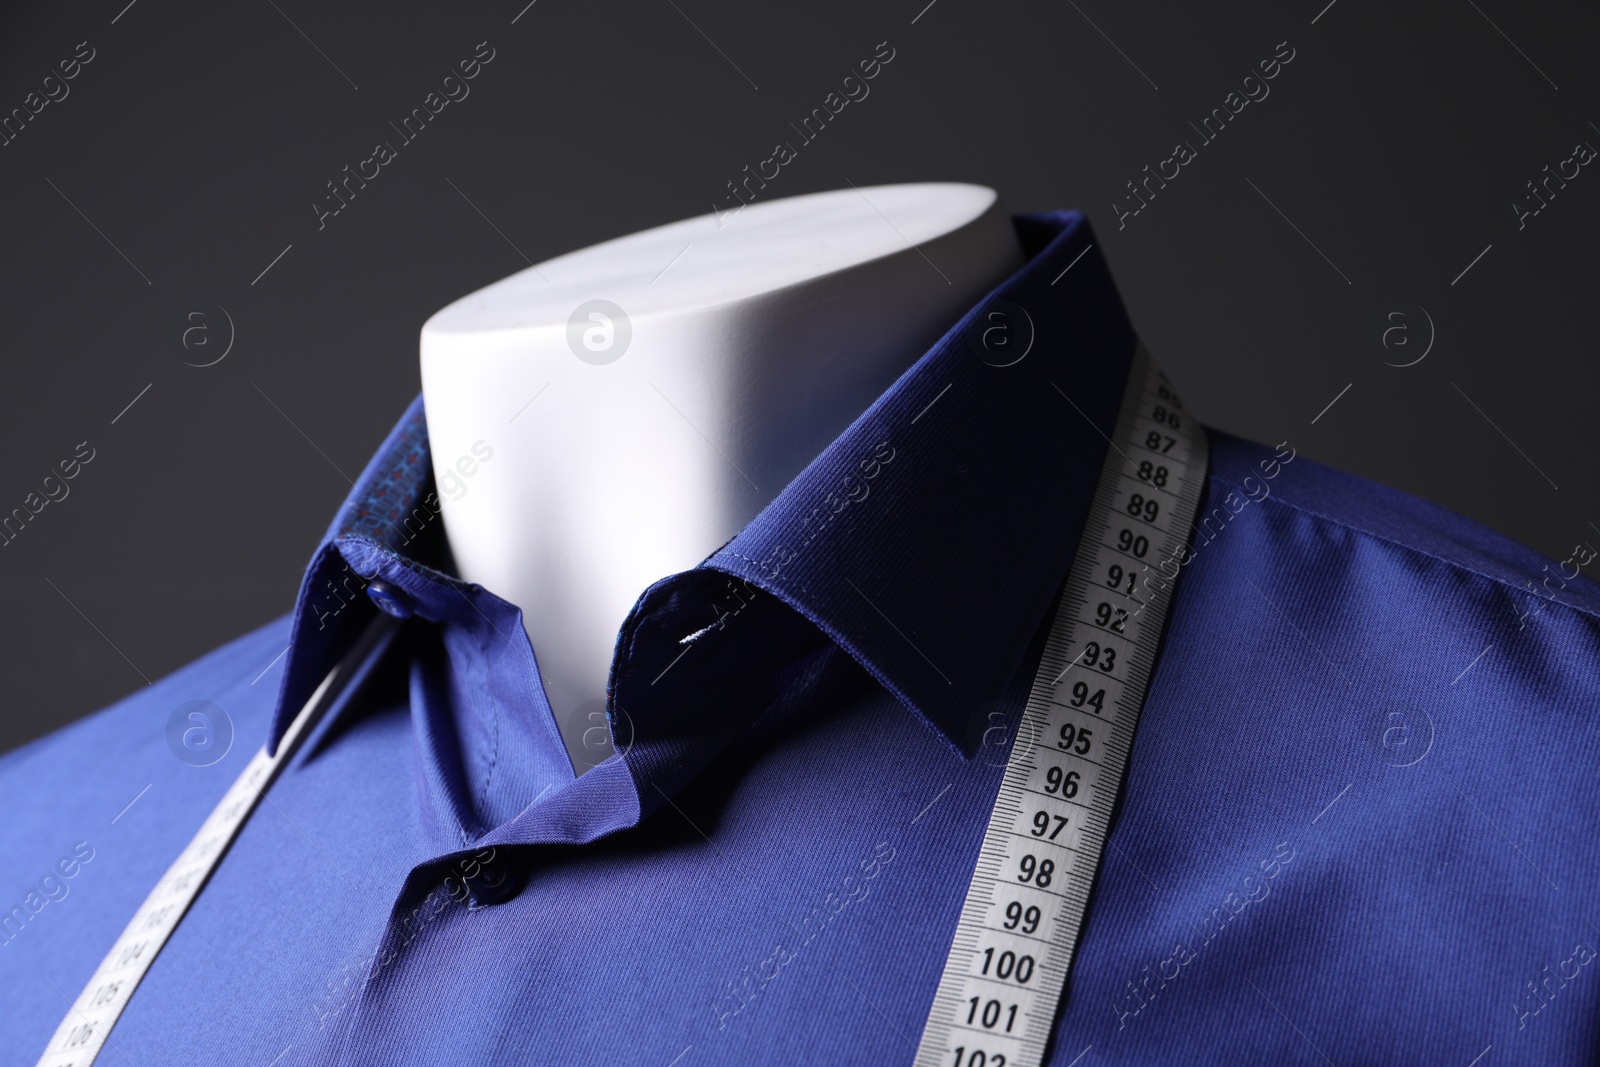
[1,0,1594,753]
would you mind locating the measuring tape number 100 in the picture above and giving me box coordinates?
[39,345,1200,1067]
[914,344,1208,1067]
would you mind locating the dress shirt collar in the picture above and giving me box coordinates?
[268,210,1136,778]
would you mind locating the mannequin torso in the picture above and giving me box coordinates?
[420,183,1023,768]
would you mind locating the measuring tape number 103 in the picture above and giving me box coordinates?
[913,344,1208,1067]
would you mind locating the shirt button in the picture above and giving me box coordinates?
[364,579,414,619]
[465,855,522,907]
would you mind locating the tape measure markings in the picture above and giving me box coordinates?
[42,346,1203,1067]
[913,345,1208,1067]
[36,616,397,1067]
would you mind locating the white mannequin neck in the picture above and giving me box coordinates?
[419,183,1023,769]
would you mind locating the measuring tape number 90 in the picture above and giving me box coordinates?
[914,345,1208,1067]
[40,346,1201,1067]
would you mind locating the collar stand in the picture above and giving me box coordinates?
[274,211,1139,768]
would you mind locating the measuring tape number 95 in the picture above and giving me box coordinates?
[914,344,1208,1067]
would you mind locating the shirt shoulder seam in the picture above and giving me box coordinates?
[1208,472,1600,627]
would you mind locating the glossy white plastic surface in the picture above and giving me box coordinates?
[420,183,1023,763]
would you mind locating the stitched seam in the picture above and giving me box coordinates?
[715,550,810,596]
[1210,474,1600,627]
[473,623,501,840]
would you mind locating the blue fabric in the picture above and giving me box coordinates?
[4,211,1600,1066]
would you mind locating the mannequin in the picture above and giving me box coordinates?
[420,182,1024,768]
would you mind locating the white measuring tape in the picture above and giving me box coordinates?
[914,345,1208,1067]
[40,347,1200,1067]
[36,615,396,1067]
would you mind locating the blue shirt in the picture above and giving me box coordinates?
[4,211,1600,1066]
